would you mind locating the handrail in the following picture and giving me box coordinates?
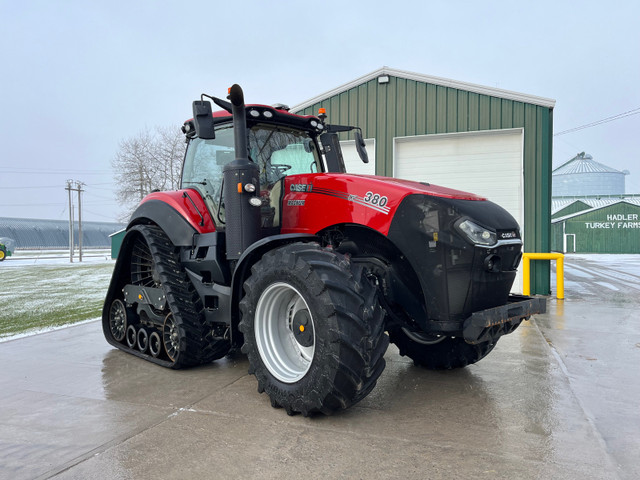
[522,252,565,299]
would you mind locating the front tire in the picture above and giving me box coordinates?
[239,243,388,416]
[390,329,497,369]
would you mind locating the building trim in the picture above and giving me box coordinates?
[292,67,556,112]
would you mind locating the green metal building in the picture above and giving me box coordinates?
[552,197,640,253]
[293,67,555,294]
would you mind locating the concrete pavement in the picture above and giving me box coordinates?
[1,255,638,479]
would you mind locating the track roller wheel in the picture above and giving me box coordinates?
[149,331,162,358]
[137,328,149,353]
[108,299,128,342]
[126,325,137,349]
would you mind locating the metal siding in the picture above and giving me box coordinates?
[387,77,398,160]
[416,82,427,133]
[501,101,513,129]
[447,88,457,132]
[348,90,358,139]
[339,92,349,132]
[396,78,407,136]
[478,95,491,130]
[367,81,378,152]
[551,221,564,252]
[561,203,640,253]
[512,101,525,127]
[457,90,469,132]
[490,97,502,129]
[406,80,417,136]
[538,106,553,293]
[468,92,480,130]
[436,85,447,134]
[426,84,437,134]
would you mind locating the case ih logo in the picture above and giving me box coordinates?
[290,184,313,192]
[499,231,518,239]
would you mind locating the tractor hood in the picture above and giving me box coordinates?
[280,173,489,236]
[346,174,486,201]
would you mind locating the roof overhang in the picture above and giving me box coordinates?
[292,66,556,112]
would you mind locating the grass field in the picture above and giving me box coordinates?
[0,254,114,339]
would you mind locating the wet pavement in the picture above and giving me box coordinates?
[1,255,639,479]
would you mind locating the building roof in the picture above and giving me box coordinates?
[0,217,125,249]
[291,66,556,112]
[553,152,625,176]
[552,196,640,216]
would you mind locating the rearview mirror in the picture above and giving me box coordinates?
[192,100,215,139]
[354,130,369,164]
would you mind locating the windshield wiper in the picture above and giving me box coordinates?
[183,180,208,186]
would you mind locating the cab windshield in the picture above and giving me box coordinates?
[181,124,321,224]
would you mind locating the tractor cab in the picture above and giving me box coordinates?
[181,94,369,236]
[181,118,322,232]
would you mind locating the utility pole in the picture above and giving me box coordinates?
[66,180,74,263]
[65,180,85,263]
[76,181,84,262]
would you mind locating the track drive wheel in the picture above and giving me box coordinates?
[239,242,389,416]
[389,329,497,369]
[129,224,230,368]
[0,247,5,262]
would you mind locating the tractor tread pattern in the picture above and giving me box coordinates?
[142,225,229,368]
[239,242,389,416]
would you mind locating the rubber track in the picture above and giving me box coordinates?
[145,225,230,367]
[107,224,229,368]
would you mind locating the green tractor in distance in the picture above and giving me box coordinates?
[0,238,16,261]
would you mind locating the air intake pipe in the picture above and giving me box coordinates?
[223,84,261,260]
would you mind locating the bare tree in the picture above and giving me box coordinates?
[154,126,185,191]
[112,126,186,222]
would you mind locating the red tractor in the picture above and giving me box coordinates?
[103,84,545,416]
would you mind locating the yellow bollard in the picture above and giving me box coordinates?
[522,252,565,300]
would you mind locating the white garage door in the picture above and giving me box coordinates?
[340,138,376,175]
[394,128,523,224]
[394,128,525,292]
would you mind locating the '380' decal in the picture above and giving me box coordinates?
[363,191,388,208]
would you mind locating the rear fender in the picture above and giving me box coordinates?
[129,198,200,247]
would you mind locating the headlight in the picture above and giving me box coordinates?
[457,219,497,246]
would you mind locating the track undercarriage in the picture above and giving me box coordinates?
[104,224,229,368]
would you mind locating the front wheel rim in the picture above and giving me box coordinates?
[254,282,315,384]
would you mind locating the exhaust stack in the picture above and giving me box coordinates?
[223,84,261,260]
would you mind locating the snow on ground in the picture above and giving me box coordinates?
[0,249,115,340]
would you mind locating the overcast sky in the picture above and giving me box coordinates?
[1,0,639,223]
